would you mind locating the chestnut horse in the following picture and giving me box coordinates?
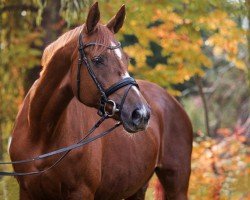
[9,3,192,200]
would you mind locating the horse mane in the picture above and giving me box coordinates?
[88,24,114,56]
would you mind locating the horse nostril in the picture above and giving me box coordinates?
[145,111,150,122]
[131,109,143,127]
[131,107,150,128]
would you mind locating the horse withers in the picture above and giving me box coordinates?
[9,2,193,200]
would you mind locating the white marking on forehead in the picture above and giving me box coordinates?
[122,72,130,78]
[111,41,122,60]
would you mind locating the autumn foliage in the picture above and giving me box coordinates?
[0,0,249,199]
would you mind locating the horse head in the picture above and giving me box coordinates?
[71,2,150,133]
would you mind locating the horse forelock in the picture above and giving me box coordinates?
[89,24,115,56]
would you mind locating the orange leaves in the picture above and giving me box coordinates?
[153,8,183,26]
[124,44,152,68]
[228,57,247,71]
[200,10,247,71]
[123,8,206,95]
[120,2,246,96]
[189,133,250,199]
[198,11,229,30]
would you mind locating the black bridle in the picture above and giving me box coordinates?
[77,31,138,117]
[0,31,139,176]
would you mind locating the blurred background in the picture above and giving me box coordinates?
[0,0,249,199]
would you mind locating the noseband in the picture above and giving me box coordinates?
[77,31,139,117]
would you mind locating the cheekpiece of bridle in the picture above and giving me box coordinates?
[77,31,139,117]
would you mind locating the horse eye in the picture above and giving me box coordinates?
[92,56,104,65]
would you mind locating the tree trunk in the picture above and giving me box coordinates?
[195,76,211,136]
[41,0,64,48]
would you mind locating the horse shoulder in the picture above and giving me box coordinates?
[138,79,192,131]
[138,79,193,154]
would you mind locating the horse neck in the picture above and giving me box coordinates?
[28,35,78,140]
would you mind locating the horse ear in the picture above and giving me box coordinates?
[106,5,126,33]
[84,2,100,34]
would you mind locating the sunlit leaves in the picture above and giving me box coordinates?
[124,44,152,68]
[114,0,246,95]
[189,134,249,199]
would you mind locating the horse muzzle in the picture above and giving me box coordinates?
[121,105,151,133]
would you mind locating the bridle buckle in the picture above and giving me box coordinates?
[104,100,119,117]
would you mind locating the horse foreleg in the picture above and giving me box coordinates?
[155,135,192,200]
[155,101,193,200]
[155,136,192,200]
[155,166,190,200]
[125,183,148,200]
[20,189,31,200]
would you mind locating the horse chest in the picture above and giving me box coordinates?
[34,132,158,199]
[94,131,158,199]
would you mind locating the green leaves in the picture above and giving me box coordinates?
[33,0,47,25]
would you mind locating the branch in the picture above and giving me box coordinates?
[0,4,38,14]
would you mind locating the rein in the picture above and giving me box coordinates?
[0,114,120,176]
[0,31,138,176]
